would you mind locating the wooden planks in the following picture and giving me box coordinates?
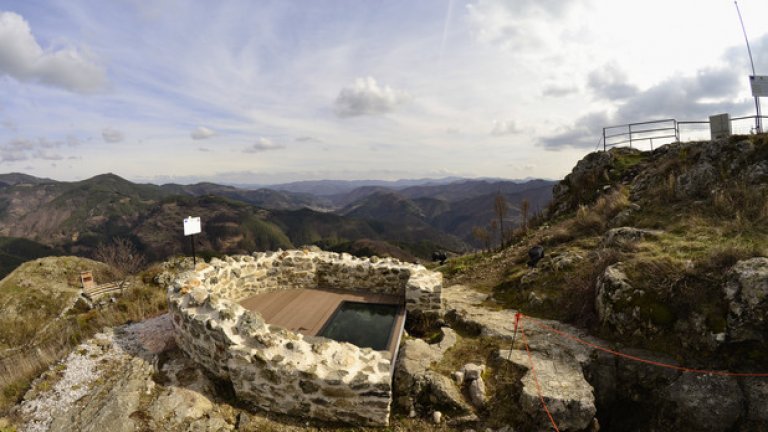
[239,288,403,337]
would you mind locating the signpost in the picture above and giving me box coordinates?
[183,216,201,266]
[750,75,768,97]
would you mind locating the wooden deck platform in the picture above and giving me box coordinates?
[239,288,405,355]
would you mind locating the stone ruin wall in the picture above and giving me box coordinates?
[199,250,442,313]
[168,249,443,426]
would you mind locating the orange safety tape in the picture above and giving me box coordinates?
[520,318,561,432]
[520,314,768,378]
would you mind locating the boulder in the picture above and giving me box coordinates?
[723,257,768,342]
[743,161,768,184]
[610,203,641,227]
[675,161,717,198]
[498,350,596,431]
[601,227,661,248]
[544,252,584,272]
[393,328,461,413]
[432,410,442,424]
[461,363,485,382]
[423,372,473,414]
[551,150,625,216]
[467,378,487,408]
[595,263,636,333]
[742,377,768,424]
[657,374,742,432]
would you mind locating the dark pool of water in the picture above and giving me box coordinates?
[319,301,400,351]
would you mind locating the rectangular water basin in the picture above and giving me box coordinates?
[319,301,403,352]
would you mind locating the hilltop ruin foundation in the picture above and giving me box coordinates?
[168,249,442,426]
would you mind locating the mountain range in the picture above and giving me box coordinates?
[0,173,554,276]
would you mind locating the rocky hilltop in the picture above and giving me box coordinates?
[3,135,768,432]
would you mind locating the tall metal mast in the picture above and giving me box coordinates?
[735,1,762,133]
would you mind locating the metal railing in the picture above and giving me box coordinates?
[602,115,768,151]
[603,119,678,151]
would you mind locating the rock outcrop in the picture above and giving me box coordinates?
[723,257,768,342]
[15,315,239,432]
[551,150,620,217]
[443,285,598,430]
[393,327,470,416]
[595,263,638,335]
[443,284,766,431]
[499,349,596,431]
[601,227,662,248]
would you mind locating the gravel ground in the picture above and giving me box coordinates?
[17,314,174,432]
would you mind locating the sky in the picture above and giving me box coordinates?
[1,0,767,185]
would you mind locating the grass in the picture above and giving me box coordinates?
[429,332,527,429]
[440,252,488,279]
[483,136,768,361]
[0,260,168,415]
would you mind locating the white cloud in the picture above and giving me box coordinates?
[102,128,124,143]
[467,0,582,51]
[191,126,215,140]
[490,120,521,136]
[587,63,638,100]
[0,150,27,162]
[541,64,750,149]
[296,136,323,143]
[244,137,285,153]
[1,119,17,131]
[33,150,64,160]
[0,12,107,93]
[0,137,70,162]
[542,84,578,97]
[334,77,410,117]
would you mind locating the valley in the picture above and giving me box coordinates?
[0,173,553,278]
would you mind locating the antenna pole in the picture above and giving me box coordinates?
[735,1,762,133]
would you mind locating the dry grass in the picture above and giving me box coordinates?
[0,274,167,415]
[544,187,630,246]
[431,334,526,429]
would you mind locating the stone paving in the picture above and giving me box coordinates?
[442,284,597,431]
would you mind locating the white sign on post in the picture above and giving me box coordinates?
[183,216,201,236]
[750,75,768,97]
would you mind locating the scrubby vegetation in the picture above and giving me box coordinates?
[444,135,768,364]
[0,257,168,414]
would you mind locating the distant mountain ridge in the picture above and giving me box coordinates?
[260,176,500,196]
[0,172,55,186]
[0,172,555,272]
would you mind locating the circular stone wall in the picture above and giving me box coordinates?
[168,249,443,426]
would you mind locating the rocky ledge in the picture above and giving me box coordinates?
[419,284,768,431]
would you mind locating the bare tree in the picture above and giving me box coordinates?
[520,198,530,234]
[488,219,498,250]
[94,237,146,284]
[494,193,508,249]
[471,226,491,252]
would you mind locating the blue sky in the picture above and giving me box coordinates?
[1,0,767,184]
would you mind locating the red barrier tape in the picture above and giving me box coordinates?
[520,314,768,377]
[520,318,561,432]
[513,313,768,431]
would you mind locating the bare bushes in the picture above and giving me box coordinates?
[711,182,768,230]
[702,243,765,275]
[93,237,146,282]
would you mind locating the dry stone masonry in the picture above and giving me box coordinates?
[167,249,443,426]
